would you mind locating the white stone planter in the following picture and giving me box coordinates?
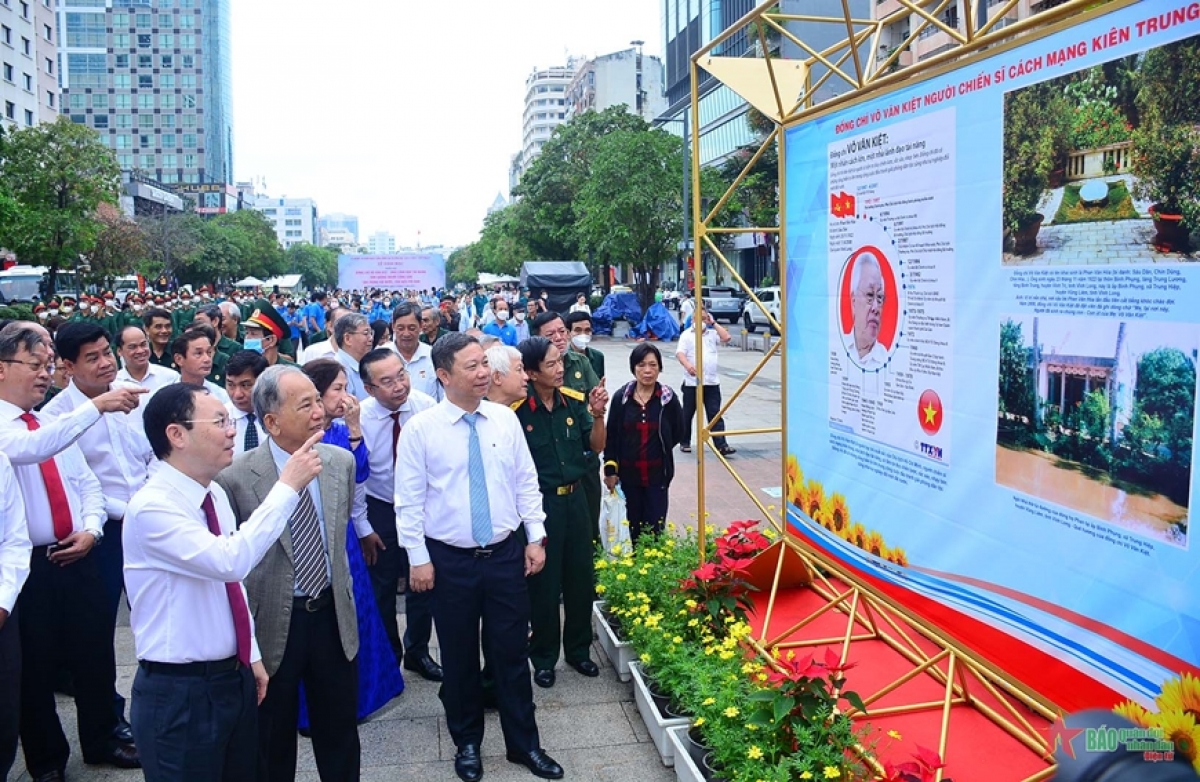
[668,724,705,782]
[630,661,690,767]
[592,600,634,682]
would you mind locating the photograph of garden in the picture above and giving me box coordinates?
[1001,33,1200,263]
[995,314,1197,546]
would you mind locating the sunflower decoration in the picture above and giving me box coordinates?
[849,524,868,550]
[865,531,885,558]
[827,493,851,535]
[886,547,910,567]
[786,455,805,507]
[1152,710,1200,768]
[1113,700,1154,729]
[1157,672,1200,722]
[801,480,827,523]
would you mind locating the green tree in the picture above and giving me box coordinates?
[0,118,121,296]
[138,211,204,282]
[446,243,481,286]
[88,202,148,285]
[475,206,531,277]
[997,319,1034,423]
[1002,82,1071,237]
[286,243,339,289]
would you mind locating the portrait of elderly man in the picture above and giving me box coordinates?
[843,252,889,369]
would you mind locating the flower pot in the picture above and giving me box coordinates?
[1149,205,1191,252]
[1012,213,1044,255]
[701,751,729,782]
[592,601,634,682]
[685,726,711,766]
[667,725,705,782]
[630,662,690,766]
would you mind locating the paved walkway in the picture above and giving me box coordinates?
[10,335,784,782]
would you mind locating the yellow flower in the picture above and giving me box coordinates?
[800,773,813,781]
[745,723,758,731]
[756,672,768,682]
[719,650,735,660]
[828,493,850,534]
[694,717,705,726]
[640,653,652,664]
[1113,700,1153,728]
[688,618,699,627]
[616,573,627,581]
[639,568,649,575]
[685,599,698,609]
[610,545,622,555]
[823,767,841,779]
[702,697,716,706]
[595,584,606,594]
[747,745,763,760]
[1157,673,1200,721]
[594,559,607,570]
[672,636,683,644]
[724,706,740,718]
[887,729,903,741]
[1152,710,1200,765]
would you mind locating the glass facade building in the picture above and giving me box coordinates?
[317,213,360,243]
[58,0,234,185]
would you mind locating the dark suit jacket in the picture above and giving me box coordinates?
[215,443,359,676]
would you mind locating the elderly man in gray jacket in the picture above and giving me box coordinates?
[215,365,360,782]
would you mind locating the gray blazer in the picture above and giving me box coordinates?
[215,442,359,676]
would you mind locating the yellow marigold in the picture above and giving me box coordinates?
[719,650,735,660]
[756,672,768,682]
[688,618,699,627]
[741,662,757,674]
[1157,673,1200,721]
[746,723,758,731]
[595,559,607,569]
[616,573,627,581]
[640,653,652,664]
[800,773,813,780]
[595,584,606,594]
[610,545,623,555]
[823,767,841,779]
[685,599,698,609]
[694,717,705,726]
[724,706,740,718]
[702,697,716,706]
[638,568,649,575]
[672,636,683,644]
[887,730,903,741]
[747,746,763,760]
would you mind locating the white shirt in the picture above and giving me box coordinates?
[388,342,443,401]
[0,396,100,463]
[115,363,180,433]
[0,453,30,612]
[299,340,336,365]
[360,390,436,504]
[677,326,726,387]
[123,462,300,664]
[41,381,154,520]
[226,402,268,456]
[841,330,890,370]
[336,351,370,401]
[680,298,695,320]
[186,378,231,405]
[395,398,546,567]
[569,303,591,314]
[0,399,106,546]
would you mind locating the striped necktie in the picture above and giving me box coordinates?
[289,488,329,597]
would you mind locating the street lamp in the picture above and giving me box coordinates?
[652,111,691,294]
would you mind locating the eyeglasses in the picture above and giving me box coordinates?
[1,358,55,374]
[366,371,408,391]
[181,416,234,430]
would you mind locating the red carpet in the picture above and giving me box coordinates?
[748,582,1055,781]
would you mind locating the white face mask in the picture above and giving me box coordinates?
[571,334,591,350]
[133,304,143,312]
[37,311,48,321]
[515,312,526,323]
[90,304,100,313]
[61,306,74,315]
[496,310,510,322]
[50,308,59,316]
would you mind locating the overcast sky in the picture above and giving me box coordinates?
[230,0,663,250]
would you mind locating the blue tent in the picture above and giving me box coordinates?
[591,292,643,335]
[628,302,681,342]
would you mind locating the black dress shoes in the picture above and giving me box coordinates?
[533,668,556,688]
[506,748,564,779]
[454,744,483,782]
[32,770,65,782]
[112,718,134,744]
[403,653,444,682]
[567,658,599,677]
[84,742,141,769]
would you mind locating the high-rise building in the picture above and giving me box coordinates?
[237,183,318,250]
[1,0,59,131]
[317,212,360,243]
[58,0,234,187]
[565,46,667,123]
[366,230,396,255]
[509,63,575,190]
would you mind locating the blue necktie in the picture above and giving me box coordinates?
[463,412,493,547]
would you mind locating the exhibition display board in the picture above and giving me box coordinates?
[337,253,446,292]
[783,0,1200,712]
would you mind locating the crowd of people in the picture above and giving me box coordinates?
[0,280,734,782]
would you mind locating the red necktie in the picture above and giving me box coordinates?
[19,413,73,541]
[390,411,402,461]
[201,493,252,667]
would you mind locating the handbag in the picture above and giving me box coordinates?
[600,486,631,558]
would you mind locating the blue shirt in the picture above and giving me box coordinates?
[483,321,518,347]
[285,310,303,340]
[268,438,332,595]
[304,302,326,334]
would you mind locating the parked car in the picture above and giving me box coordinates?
[742,286,781,334]
[701,285,743,324]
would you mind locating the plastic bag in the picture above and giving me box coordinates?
[600,486,631,558]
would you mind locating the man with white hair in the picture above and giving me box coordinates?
[484,345,527,408]
[218,300,242,344]
[843,252,889,369]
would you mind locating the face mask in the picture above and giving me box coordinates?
[37,311,48,321]
[384,299,392,306]
[243,338,264,354]
[133,304,143,312]
[90,304,100,313]
[571,334,591,350]
[515,312,526,323]
[50,308,59,316]
[62,306,73,315]
[201,292,210,299]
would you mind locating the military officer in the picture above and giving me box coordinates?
[513,336,607,688]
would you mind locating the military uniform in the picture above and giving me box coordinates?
[580,346,605,382]
[171,294,195,336]
[514,385,597,673]
[419,328,450,345]
[215,335,242,359]
[561,350,604,544]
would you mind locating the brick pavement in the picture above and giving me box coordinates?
[10,333,784,782]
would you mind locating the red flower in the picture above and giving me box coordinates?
[691,562,722,581]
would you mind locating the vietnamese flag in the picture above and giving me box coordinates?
[830,192,856,218]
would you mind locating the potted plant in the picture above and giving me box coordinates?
[1130,122,1199,252]
[1003,83,1071,255]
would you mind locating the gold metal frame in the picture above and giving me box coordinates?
[685,0,1140,776]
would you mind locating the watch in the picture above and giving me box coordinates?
[88,528,104,545]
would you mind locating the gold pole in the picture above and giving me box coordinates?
[690,52,706,564]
